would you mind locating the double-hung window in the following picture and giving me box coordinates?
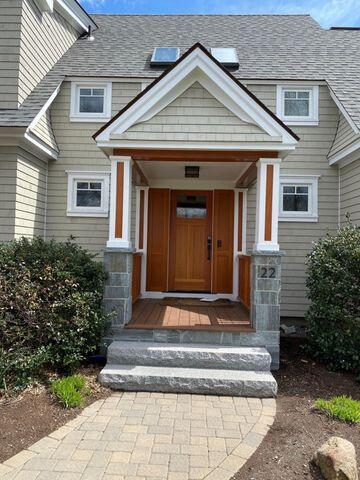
[67,172,110,216]
[279,176,319,222]
[276,85,319,125]
[70,82,112,121]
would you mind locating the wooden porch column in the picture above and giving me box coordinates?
[107,156,132,249]
[254,158,281,252]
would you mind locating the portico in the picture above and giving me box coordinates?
[94,42,299,368]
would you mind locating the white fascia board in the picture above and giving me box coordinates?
[28,83,62,132]
[327,83,359,134]
[328,137,360,166]
[55,0,96,33]
[96,48,298,147]
[96,140,296,152]
[24,131,59,160]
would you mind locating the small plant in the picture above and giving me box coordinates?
[315,395,360,423]
[51,375,88,408]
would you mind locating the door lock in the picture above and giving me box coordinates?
[217,239,222,248]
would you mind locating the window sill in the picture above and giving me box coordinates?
[69,116,111,123]
[280,119,319,126]
[67,211,109,217]
[279,215,318,223]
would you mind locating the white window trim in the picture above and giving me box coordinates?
[276,85,319,126]
[279,175,319,222]
[70,82,112,122]
[66,171,110,217]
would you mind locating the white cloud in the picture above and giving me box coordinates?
[309,0,360,27]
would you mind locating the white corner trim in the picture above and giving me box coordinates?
[70,81,112,122]
[96,47,298,147]
[66,171,110,217]
[278,175,319,222]
[276,85,319,126]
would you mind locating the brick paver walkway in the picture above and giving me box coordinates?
[0,392,276,480]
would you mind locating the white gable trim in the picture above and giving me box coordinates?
[96,47,298,149]
[28,83,62,133]
[327,84,359,134]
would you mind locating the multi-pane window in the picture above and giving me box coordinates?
[279,176,319,222]
[282,185,309,212]
[67,172,110,216]
[79,88,105,114]
[276,85,318,125]
[70,82,112,121]
[284,90,310,117]
[76,181,102,207]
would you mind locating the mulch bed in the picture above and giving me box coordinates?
[0,365,110,464]
[233,337,360,480]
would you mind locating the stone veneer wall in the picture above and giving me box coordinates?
[250,251,282,369]
[102,250,282,370]
[103,249,133,329]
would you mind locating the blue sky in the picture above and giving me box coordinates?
[79,0,360,28]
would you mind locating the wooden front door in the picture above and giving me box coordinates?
[169,190,212,292]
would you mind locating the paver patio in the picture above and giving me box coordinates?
[0,392,276,480]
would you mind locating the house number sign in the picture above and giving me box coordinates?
[258,265,278,279]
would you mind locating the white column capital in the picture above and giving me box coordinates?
[109,155,132,162]
[258,157,282,166]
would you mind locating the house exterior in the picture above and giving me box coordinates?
[1,0,360,394]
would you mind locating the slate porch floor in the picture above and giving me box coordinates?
[0,392,275,480]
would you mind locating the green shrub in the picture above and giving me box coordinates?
[305,225,360,372]
[51,375,87,408]
[315,395,360,423]
[0,237,108,391]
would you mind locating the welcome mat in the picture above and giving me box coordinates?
[160,298,233,308]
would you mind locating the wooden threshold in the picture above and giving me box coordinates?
[125,323,255,332]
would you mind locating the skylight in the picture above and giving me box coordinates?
[151,47,180,66]
[211,48,239,68]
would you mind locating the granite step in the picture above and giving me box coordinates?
[98,364,277,398]
[106,341,271,371]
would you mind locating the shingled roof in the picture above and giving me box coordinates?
[1,14,360,132]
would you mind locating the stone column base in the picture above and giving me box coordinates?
[103,248,134,328]
[251,250,283,369]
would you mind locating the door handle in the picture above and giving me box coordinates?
[217,239,222,248]
[207,236,212,260]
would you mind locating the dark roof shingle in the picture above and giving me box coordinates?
[1,14,360,131]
